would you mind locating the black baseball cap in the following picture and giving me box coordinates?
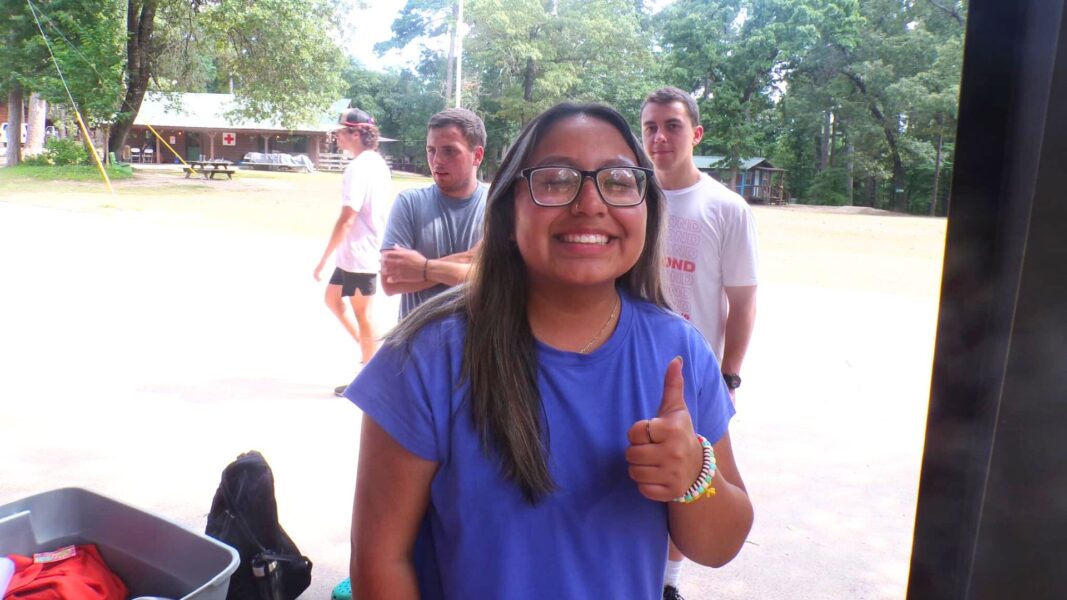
[335,108,375,129]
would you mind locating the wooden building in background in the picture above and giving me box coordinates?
[694,155,789,204]
[129,93,350,167]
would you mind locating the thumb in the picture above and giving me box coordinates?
[656,356,688,418]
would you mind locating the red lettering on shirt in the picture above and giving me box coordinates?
[664,256,696,273]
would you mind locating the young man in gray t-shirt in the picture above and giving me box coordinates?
[380,108,489,319]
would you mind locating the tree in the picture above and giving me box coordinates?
[764,0,964,212]
[373,0,457,104]
[1,0,126,165]
[466,0,651,119]
[340,58,446,170]
[2,0,40,166]
[370,0,654,171]
[107,0,347,155]
[361,0,966,213]
[654,0,837,185]
[887,7,964,215]
[817,0,965,211]
[462,0,652,167]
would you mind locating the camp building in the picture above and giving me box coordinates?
[127,92,350,167]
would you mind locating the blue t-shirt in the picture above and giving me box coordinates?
[380,183,488,318]
[346,291,735,599]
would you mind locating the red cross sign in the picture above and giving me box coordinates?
[222,132,236,146]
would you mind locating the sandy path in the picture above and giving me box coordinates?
[0,170,946,599]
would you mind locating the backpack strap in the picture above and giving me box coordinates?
[220,479,268,554]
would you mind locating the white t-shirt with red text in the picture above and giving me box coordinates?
[661,173,759,360]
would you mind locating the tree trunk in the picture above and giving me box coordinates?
[846,137,854,206]
[862,176,876,208]
[890,147,907,212]
[26,93,47,156]
[931,130,944,216]
[829,111,837,168]
[841,70,910,212]
[523,56,535,103]
[102,125,111,163]
[6,84,24,166]
[53,105,68,138]
[108,0,160,156]
[819,109,832,171]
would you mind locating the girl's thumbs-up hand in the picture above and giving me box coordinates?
[625,357,704,502]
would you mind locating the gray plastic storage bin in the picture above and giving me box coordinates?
[0,487,239,600]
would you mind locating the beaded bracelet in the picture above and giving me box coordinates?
[672,434,717,504]
[422,258,429,282]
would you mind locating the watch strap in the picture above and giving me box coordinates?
[722,373,741,390]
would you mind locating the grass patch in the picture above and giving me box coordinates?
[393,171,429,182]
[0,164,135,182]
[0,164,435,219]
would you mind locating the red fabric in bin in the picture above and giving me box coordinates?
[5,544,127,600]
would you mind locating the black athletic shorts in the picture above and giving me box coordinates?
[329,267,377,297]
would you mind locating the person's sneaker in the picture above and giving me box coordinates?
[334,385,348,397]
[663,585,685,600]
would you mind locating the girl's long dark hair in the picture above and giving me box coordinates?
[386,103,669,503]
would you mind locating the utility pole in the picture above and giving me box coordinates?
[455,0,464,108]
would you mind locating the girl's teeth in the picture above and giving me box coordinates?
[562,234,607,244]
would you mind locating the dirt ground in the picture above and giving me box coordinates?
[0,166,946,599]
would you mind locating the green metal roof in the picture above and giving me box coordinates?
[133,92,350,133]
[693,155,776,171]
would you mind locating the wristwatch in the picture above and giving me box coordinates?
[722,373,742,390]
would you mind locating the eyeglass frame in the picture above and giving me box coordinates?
[517,165,655,208]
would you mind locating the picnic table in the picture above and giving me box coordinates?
[184,160,236,180]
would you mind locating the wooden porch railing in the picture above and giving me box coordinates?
[318,152,350,172]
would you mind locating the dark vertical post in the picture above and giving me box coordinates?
[909,0,1067,597]
[6,84,24,166]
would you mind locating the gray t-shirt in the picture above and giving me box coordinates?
[381,183,488,318]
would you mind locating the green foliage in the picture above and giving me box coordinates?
[151,2,222,93]
[766,0,965,213]
[22,137,91,166]
[904,141,954,214]
[0,164,134,181]
[48,137,90,165]
[372,0,656,172]
[804,167,850,205]
[5,0,349,154]
[653,0,831,169]
[4,0,966,214]
[365,0,965,210]
[462,0,653,169]
[204,0,347,129]
[340,60,446,172]
[0,0,126,127]
[373,0,453,55]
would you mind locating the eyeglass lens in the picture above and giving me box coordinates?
[529,167,646,206]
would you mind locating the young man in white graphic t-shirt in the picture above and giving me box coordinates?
[641,87,758,600]
[314,108,394,395]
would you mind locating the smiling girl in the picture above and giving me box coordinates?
[344,103,753,599]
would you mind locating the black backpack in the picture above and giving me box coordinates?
[206,450,313,600]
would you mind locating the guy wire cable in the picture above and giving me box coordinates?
[28,1,108,84]
[25,0,113,193]
[35,0,211,186]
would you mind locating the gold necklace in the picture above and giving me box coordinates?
[578,296,620,354]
